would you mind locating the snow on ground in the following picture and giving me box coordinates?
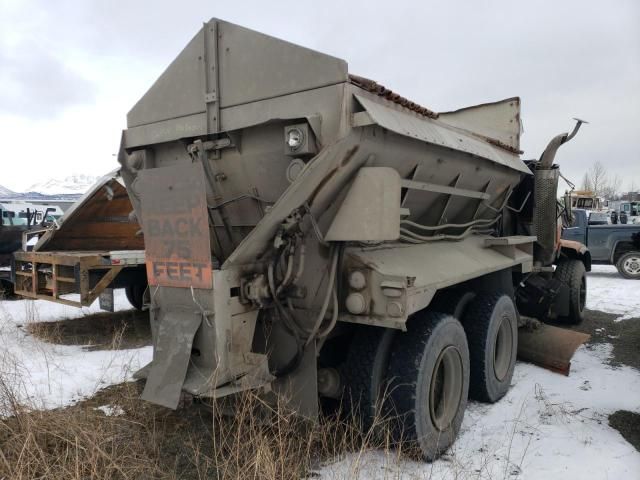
[319,265,640,479]
[587,265,640,321]
[0,289,152,414]
[319,345,640,480]
[0,288,131,323]
[94,404,126,417]
[0,265,638,477]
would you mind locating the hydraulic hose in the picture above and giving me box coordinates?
[400,216,501,243]
[305,245,339,347]
[316,283,339,340]
[401,216,499,232]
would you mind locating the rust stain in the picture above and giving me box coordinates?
[349,74,439,119]
[341,144,359,167]
[307,145,360,206]
[485,137,524,155]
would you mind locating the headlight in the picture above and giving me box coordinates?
[286,128,304,150]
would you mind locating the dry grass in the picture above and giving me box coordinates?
[0,371,408,480]
[0,301,536,479]
[0,300,410,479]
[24,308,151,351]
[0,379,166,479]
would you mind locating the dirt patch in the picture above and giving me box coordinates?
[24,309,151,351]
[576,309,640,451]
[609,410,640,452]
[567,309,640,371]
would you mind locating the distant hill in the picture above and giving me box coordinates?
[0,174,98,202]
[26,174,99,196]
[0,184,15,197]
[0,191,83,202]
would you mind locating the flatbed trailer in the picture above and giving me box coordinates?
[13,249,146,309]
[11,170,148,310]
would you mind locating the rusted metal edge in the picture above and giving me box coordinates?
[349,75,523,155]
[349,74,439,119]
[484,137,524,155]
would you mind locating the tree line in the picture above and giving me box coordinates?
[579,160,637,200]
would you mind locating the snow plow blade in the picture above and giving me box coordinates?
[517,323,590,375]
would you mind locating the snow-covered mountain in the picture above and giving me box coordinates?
[0,184,15,196]
[26,174,99,195]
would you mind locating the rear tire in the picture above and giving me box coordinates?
[341,325,395,431]
[615,251,640,280]
[385,312,469,461]
[554,260,586,324]
[462,294,518,403]
[125,283,146,311]
[0,279,14,298]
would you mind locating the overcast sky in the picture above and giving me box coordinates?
[1,0,638,192]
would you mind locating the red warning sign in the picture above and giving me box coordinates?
[138,163,212,289]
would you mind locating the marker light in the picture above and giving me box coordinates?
[286,128,304,150]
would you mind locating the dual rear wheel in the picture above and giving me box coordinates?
[343,293,518,460]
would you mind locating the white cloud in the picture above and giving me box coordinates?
[0,0,638,191]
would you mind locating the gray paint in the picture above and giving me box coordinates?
[116,19,580,414]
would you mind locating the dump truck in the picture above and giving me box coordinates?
[14,19,592,460]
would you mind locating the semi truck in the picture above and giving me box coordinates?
[14,19,592,460]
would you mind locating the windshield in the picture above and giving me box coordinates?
[577,198,594,209]
[588,213,608,224]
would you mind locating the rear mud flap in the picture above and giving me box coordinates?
[141,310,202,409]
[518,323,590,375]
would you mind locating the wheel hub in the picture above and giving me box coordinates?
[429,346,463,431]
[493,314,513,382]
[623,256,640,275]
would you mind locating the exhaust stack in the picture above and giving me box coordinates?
[533,119,587,265]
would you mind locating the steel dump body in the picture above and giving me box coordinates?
[114,18,589,432]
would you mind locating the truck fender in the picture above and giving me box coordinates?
[610,234,640,264]
[558,239,591,271]
[610,240,623,264]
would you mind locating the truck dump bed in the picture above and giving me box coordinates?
[12,171,146,308]
[12,18,592,461]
